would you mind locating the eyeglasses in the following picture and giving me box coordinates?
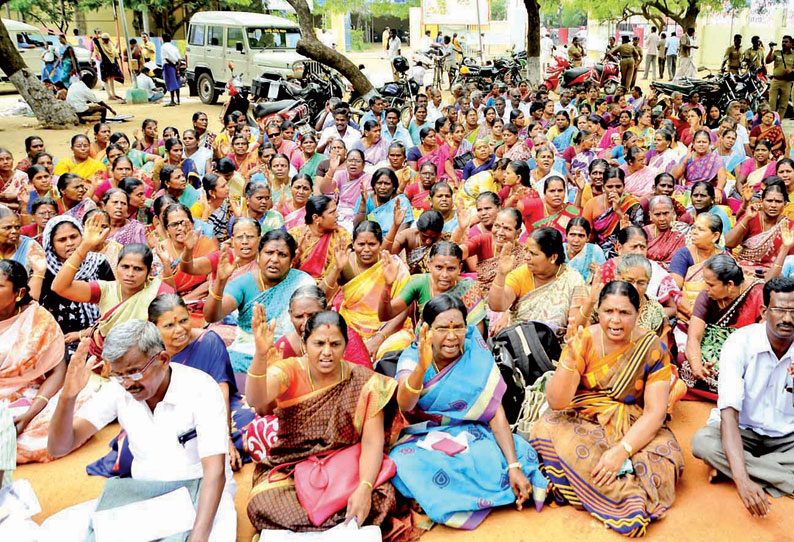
[167,219,191,230]
[621,279,649,288]
[35,210,57,218]
[768,307,794,316]
[109,353,160,383]
[267,133,280,138]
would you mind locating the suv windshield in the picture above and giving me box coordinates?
[246,27,300,49]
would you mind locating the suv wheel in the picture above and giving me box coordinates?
[197,72,219,105]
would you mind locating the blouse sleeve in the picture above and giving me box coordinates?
[668,246,693,279]
[644,339,672,386]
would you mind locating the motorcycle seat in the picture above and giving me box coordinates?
[254,100,299,117]
[563,67,589,83]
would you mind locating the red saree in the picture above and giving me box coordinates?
[644,227,686,269]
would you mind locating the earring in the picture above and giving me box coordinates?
[15,296,22,302]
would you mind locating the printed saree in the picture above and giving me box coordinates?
[297,153,324,177]
[247,360,398,532]
[288,225,352,282]
[644,228,686,269]
[566,243,606,283]
[510,265,585,330]
[418,145,453,182]
[683,152,722,190]
[593,195,643,258]
[734,216,786,270]
[531,328,684,537]
[550,126,577,153]
[647,148,681,174]
[390,327,548,529]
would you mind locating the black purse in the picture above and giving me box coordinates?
[452,151,474,170]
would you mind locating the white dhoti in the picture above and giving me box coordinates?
[674,56,697,80]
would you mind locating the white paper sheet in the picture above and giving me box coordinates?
[262,519,382,542]
[90,487,196,542]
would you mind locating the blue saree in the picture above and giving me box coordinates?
[566,242,606,282]
[389,326,548,529]
[355,193,414,237]
[551,126,577,153]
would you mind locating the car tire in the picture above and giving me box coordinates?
[197,72,219,105]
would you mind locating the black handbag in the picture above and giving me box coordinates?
[491,321,561,424]
[452,151,474,170]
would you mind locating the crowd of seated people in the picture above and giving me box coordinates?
[2,66,794,539]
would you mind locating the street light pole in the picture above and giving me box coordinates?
[474,0,484,63]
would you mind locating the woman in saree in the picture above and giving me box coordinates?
[526,147,560,196]
[679,108,714,147]
[715,129,744,177]
[54,135,105,181]
[468,191,501,241]
[614,255,670,339]
[628,109,655,152]
[227,134,260,180]
[532,280,683,537]
[497,124,532,162]
[246,308,399,532]
[408,127,455,183]
[430,181,458,233]
[565,217,606,283]
[582,167,644,259]
[778,158,794,205]
[624,146,657,197]
[640,173,687,222]
[484,118,505,152]
[51,223,173,358]
[475,106,497,142]
[644,195,687,269]
[289,195,352,283]
[321,149,369,233]
[546,111,578,154]
[322,221,413,361]
[108,132,159,176]
[21,197,57,246]
[645,130,682,175]
[391,294,548,529]
[579,158,607,207]
[153,165,200,215]
[725,180,789,272]
[200,174,233,243]
[352,120,389,167]
[408,105,432,145]
[462,108,481,143]
[0,206,44,273]
[380,241,486,335]
[93,150,131,204]
[279,174,313,231]
[680,181,733,236]
[295,134,324,177]
[204,229,315,371]
[515,175,581,236]
[460,140,495,183]
[682,254,764,401]
[151,139,199,194]
[447,123,473,176]
[566,129,596,180]
[102,188,146,246]
[749,109,786,159]
[150,202,216,301]
[93,32,124,100]
[56,173,97,222]
[89,123,111,162]
[33,215,114,360]
[489,226,585,333]
[671,130,727,196]
[57,34,78,86]
[354,168,413,238]
[275,284,370,367]
[227,181,284,238]
[0,259,69,464]
[734,139,777,195]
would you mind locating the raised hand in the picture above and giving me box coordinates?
[62,339,95,399]
[381,250,400,287]
[745,201,760,220]
[28,244,47,276]
[251,303,276,361]
[81,212,110,252]
[573,169,586,190]
[417,322,433,373]
[216,242,235,283]
[741,184,754,204]
[392,198,406,229]
[783,220,794,249]
[333,235,351,272]
[229,196,242,217]
[497,242,515,275]
[183,226,198,253]
[589,266,604,304]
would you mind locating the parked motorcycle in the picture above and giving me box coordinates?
[455,50,527,91]
[650,69,766,115]
[350,57,418,126]
[220,65,254,125]
[543,54,619,95]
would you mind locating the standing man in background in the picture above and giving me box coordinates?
[666,31,680,80]
[388,28,402,81]
[382,26,390,59]
[541,31,554,73]
[643,26,660,80]
[766,35,794,120]
[657,33,667,80]
[610,35,636,90]
[675,27,698,80]
[630,36,642,88]
[723,34,743,75]
[744,36,765,74]
[140,32,156,66]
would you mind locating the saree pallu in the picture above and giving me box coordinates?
[418,145,453,182]
[743,161,778,192]
[683,152,722,190]
[502,142,532,161]
[644,228,686,269]
[362,194,413,237]
[551,126,577,153]
[510,265,585,330]
[593,196,643,258]
[458,171,499,210]
[228,152,260,179]
[282,204,307,231]
[734,218,785,270]
[570,150,596,180]
[247,362,398,532]
[297,153,324,177]
[162,235,216,295]
[288,226,351,282]
[108,220,147,246]
[678,281,763,400]
[477,245,527,298]
[531,329,684,537]
[753,124,786,159]
[407,233,453,275]
[566,243,606,282]
[361,137,390,166]
[390,327,548,529]
[624,167,656,197]
[529,204,582,237]
[230,269,316,372]
[646,148,681,174]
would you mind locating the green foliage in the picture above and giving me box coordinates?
[564,0,751,27]
[9,0,76,32]
[369,0,419,19]
[491,0,507,21]
[349,28,364,50]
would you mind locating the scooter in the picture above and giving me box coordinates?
[543,54,619,95]
[220,63,254,125]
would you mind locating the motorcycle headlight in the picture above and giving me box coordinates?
[291,61,305,79]
[460,66,470,75]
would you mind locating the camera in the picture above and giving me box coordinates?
[769,42,778,47]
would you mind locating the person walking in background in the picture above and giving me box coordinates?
[160,32,182,107]
[666,31,680,80]
[765,35,794,120]
[388,28,402,81]
[382,26,390,58]
[92,32,124,101]
[658,32,667,79]
[541,31,554,73]
[644,26,660,80]
[723,34,743,75]
[675,27,698,80]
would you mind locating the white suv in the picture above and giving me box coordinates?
[185,11,310,104]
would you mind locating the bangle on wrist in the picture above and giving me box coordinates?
[403,378,422,394]
[209,288,223,301]
[246,370,267,379]
[559,360,578,373]
[359,480,374,490]
[620,440,634,456]
[65,261,80,272]
[507,461,522,470]
[34,394,50,405]
[31,274,45,280]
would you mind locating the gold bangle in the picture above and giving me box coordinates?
[403,378,422,394]
[620,440,634,456]
[578,306,588,319]
[65,261,80,272]
[560,360,578,373]
[359,480,374,490]
[34,394,49,405]
[736,221,747,231]
[507,461,522,470]
[209,288,223,301]
[31,274,45,280]
[246,370,267,379]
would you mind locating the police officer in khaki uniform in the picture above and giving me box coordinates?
[568,37,585,67]
[611,35,636,90]
[743,36,765,73]
[723,34,742,74]
[630,36,642,88]
[765,35,794,119]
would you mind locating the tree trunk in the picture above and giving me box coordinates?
[523,0,541,85]
[285,0,375,99]
[0,15,78,128]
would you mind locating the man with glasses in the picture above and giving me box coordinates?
[692,277,794,518]
[48,320,235,540]
[264,124,299,163]
[504,89,529,123]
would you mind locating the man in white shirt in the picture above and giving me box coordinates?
[541,31,555,73]
[388,29,402,81]
[66,72,115,122]
[643,26,660,80]
[160,32,183,106]
[136,68,164,103]
[419,30,432,52]
[504,88,530,123]
[692,276,794,518]
[426,88,447,124]
[553,89,577,118]
[48,321,235,541]
[318,108,361,154]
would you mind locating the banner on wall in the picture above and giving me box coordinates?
[422,0,489,25]
[788,0,794,26]
[749,0,776,24]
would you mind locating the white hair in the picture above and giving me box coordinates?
[103,320,165,363]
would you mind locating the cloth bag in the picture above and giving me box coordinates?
[269,443,396,527]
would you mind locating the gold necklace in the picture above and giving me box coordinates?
[306,359,345,392]
[258,269,267,291]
